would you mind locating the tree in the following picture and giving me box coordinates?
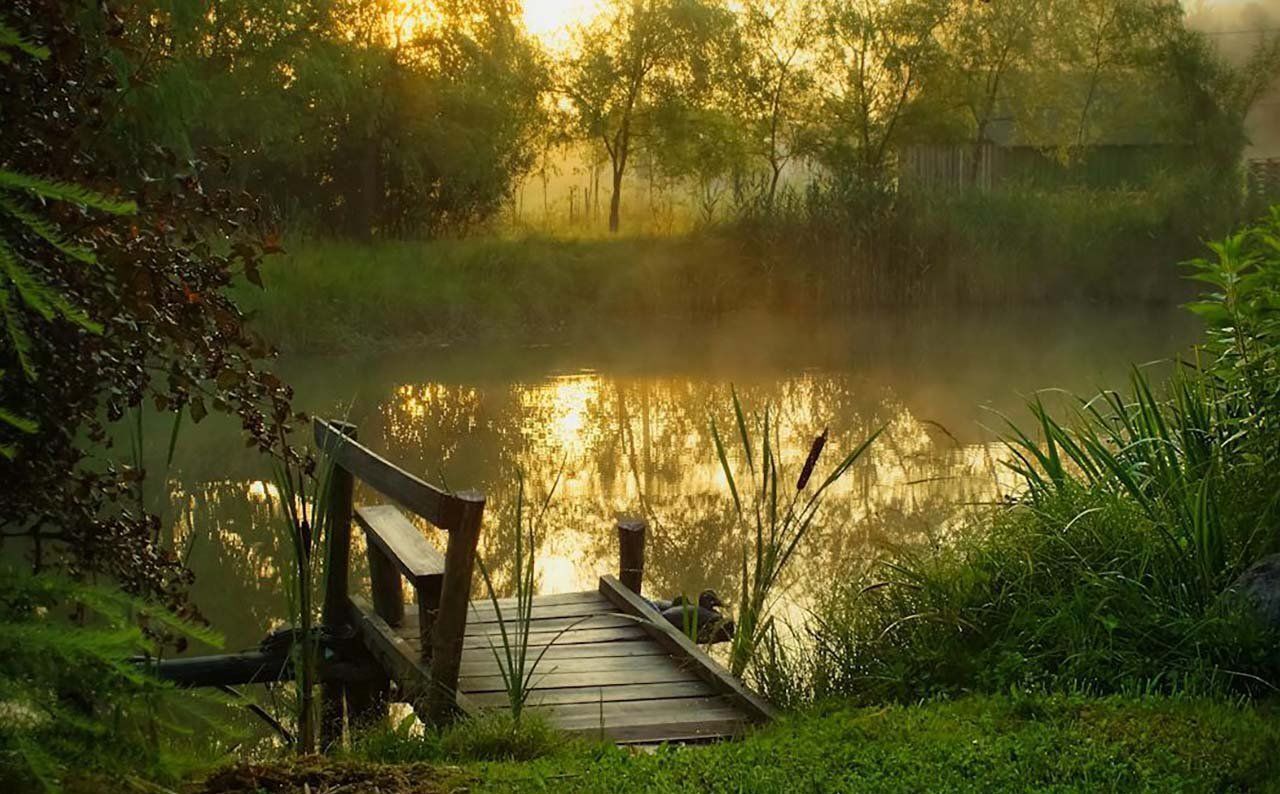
[565,0,726,233]
[942,0,1045,185]
[0,2,301,615]
[731,0,819,211]
[816,0,951,188]
[115,0,547,239]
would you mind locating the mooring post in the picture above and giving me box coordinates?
[319,420,357,749]
[617,517,647,596]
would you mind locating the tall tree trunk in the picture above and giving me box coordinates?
[767,160,783,211]
[609,164,624,234]
[359,134,379,240]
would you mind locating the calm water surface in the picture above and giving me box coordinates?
[163,309,1198,653]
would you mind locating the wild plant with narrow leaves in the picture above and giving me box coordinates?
[267,440,336,755]
[476,470,582,723]
[712,388,882,677]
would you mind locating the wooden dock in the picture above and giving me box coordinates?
[315,420,774,747]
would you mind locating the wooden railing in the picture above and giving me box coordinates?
[314,419,485,735]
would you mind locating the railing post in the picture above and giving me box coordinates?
[424,494,485,725]
[416,581,440,657]
[367,545,404,627]
[617,517,647,596]
[320,420,357,749]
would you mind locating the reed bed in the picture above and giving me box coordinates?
[773,209,1280,704]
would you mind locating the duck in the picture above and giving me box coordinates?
[647,590,735,645]
[646,589,723,612]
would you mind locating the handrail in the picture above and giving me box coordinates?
[314,418,484,531]
[314,417,486,731]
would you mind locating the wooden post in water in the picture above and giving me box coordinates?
[617,518,647,596]
[319,421,357,749]
[424,494,485,725]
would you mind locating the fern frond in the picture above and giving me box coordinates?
[0,405,37,434]
[0,170,137,215]
[0,195,98,265]
[0,241,102,333]
[0,276,37,379]
[0,21,50,61]
[0,242,56,320]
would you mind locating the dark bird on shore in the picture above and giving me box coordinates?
[647,590,735,644]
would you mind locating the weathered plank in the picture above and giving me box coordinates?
[355,504,445,583]
[459,665,699,693]
[319,420,358,750]
[463,614,635,636]
[453,626,649,650]
[460,639,666,664]
[598,575,777,723]
[617,518,646,595]
[459,653,695,679]
[424,497,484,724]
[367,542,405,626]
[563,718,746,743]
[476,590,610,610]
[467,596,613,622]
[465,681,715,709]
[541,696,742,730]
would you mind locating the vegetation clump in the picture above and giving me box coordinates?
[787,210,1280,703]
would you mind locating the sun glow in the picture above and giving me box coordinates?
[522,0,601,49]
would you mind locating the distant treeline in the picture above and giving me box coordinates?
[33,0,1280,242]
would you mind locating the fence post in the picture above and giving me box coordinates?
[617,518,647,595]
[319,420,357,749]
[424,494,485,725]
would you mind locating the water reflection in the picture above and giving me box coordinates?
[161,309,1196,653]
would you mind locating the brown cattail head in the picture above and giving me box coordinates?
[797,428,828,491]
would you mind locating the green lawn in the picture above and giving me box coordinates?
[190,695,1280,793]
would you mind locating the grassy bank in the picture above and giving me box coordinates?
[236,184,1212,353]
[190,696,1280,793]
[233,235,750,352]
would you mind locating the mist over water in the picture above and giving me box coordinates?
[162,307,1198,654]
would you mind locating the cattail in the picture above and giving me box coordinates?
[796,428,828,491]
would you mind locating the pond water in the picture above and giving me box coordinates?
[162,308,1199,655]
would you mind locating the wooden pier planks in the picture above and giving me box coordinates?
[353,581,769,744]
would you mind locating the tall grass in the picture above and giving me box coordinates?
[236,180,1224,353]
[474,472,581,723]
[711,390,882,678]
[792,209,1280,703]
[266,444,338,754]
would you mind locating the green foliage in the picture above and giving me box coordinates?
[212,696,1280,793]
[794,211,1280,703]
[351,710,564,764]
[711,390,882,678]
[0,568,225,792]
[113,0,547,239]
[475,471,578,723]
[1,2,304,614]
[266,438,342,755]
[0,29,133,458]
